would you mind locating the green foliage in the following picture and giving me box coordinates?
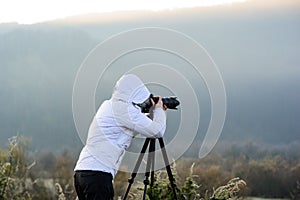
[233,155,297,197]
[181,163,200,200]
[55,183,66,200]
[147,170,180,200]
[0,135,73,200]
[290,181,300,200]
[52,149,75,197]
[210,177,246,200]
[130,162,245,200]
[1,136,299,199]
[0,136,33,199]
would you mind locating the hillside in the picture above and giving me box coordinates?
[0,1,299,153]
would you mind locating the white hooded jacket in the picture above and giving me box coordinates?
[74,74,166,177]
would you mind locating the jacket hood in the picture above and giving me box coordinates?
[112,74,150,104]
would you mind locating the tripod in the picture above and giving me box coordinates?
[123,137,178,200]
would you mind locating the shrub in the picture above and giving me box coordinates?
[126,162,246,200]
[0,136,33,199]
[0,136,53,200]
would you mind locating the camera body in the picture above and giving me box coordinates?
[133,94,180,113]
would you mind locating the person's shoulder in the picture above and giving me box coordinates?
[96,100,112,115]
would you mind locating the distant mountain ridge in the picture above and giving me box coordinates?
[0,1,299,152]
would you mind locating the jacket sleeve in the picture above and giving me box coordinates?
[133,107,166,138]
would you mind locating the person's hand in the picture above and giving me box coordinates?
[163,104,167,111]
[150,96,167,111]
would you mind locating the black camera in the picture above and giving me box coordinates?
[133,94,180,113]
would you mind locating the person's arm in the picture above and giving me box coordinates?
[133,96,166,138]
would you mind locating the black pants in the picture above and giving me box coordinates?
[74,170,114,200]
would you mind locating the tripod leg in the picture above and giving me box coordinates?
[150,139,156,188]
[123,138,150,200]
[142,139,155,200]
[158,138,179,200]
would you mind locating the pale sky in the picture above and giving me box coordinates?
[0,0,249,24]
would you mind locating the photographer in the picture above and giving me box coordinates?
[74,74,167,200]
